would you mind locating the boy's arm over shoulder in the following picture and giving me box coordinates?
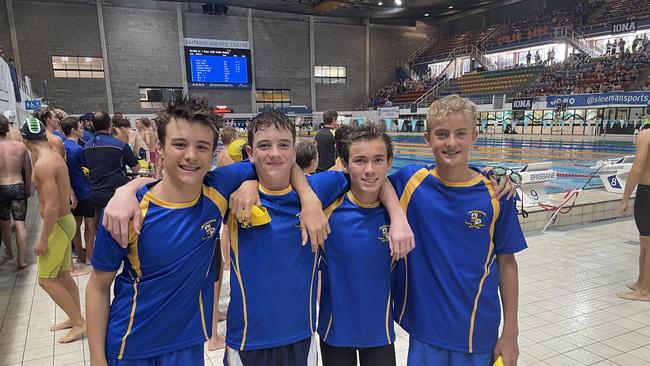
[388,164,430,203]
[203,161,257,214]
[306,171,350,208]
[92,216,131,272]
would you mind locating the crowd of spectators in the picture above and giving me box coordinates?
[490,1,601,46]
[519,47,650,97]
[367,74,446,107]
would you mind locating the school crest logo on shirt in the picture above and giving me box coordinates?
[378,225,390,243]
[201,219,217,240]
[465,210,486,229]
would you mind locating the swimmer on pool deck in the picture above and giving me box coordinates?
[618,120,650,302]
[21,116,86,343]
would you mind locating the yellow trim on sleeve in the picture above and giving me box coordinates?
[324,196,345,219]
[398,168,429,212]
[203,185,229,218]
[467,179,500,353]
[259,184,293,196]
[346,191,380,208]
[430,169,483,188]
[228,215,249,351]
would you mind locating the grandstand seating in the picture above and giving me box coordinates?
[418,27,496,61]
[437,66,542,100]
[593,0,650,26]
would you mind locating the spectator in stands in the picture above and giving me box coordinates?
[526,51,532,65]
[83,111,140,217]
[535,51,541,64]
[314,110,338,172]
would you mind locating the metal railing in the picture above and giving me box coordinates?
[413,77,449,107]
[553,26,604,57]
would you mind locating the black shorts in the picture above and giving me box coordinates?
[0,184,27,221]
[320,340,396,366]
[635,184,650,236]
[72,199,95,218]
[225,336,317,366]
[214,235,222,282]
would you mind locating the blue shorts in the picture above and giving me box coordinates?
[407,336,492,366]
[108,344,204,366]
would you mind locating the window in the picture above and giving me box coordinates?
[52,56,104,78]
[255,89,291,111]
[315,66,347,84]
[139,87,183,109]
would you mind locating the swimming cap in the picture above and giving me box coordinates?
[2,111,16,124]
[228,138,248,162]
[20,116,48,141]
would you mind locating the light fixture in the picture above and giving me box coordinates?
[424,13,430,16]
[378,1,383,4]
[448,5,454,8]
[395,0,402,5]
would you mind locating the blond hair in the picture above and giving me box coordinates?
[426,95,478,132]
[53,108,68,121]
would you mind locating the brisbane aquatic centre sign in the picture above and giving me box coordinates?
[546,91,650,108]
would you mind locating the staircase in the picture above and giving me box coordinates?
[413,77,450,107]
[554,26,604,57]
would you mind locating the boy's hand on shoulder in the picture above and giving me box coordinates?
[103,186,142,247]
[230,180,262,225]
[299,192,330,252]
[388,215,415,260]
[494,334,519,366]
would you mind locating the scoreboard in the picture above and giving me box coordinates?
[185,46,252,88]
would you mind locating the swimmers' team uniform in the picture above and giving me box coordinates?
[318,191,394,348]
[92,162,256,363]
[39,214,76,278]
[224,172,349,366]
[63,138,94,218]
[389,164,527,362]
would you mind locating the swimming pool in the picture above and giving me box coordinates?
[390,135,636,193]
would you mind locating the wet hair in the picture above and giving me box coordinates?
[334,125,354,159]
[295,140,318,170]
[323,110,338,125]
[220,126,238,145]
[156,96,222,151]
[340,122,393,163]
[0,114,9,137]
[247,111,296,146]
[426,94,478,132]
[92,111,112,131]
[61,116,81,136]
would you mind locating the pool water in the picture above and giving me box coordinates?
[390,136,636,194]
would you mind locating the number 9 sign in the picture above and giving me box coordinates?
[529,189,539,201]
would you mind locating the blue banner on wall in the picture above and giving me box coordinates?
[546,91,650,108]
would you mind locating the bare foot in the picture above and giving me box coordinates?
[616,290,650,302]
[71,266,90,277]
[50,319,73,331]
[218,311,226,322]
[16,262,28,270]
[207,335,225,351]
[626,282,640,291]
[58,324,86,343]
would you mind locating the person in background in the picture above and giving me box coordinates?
[113,117,150,161]
[315,110,339,172]
[296,140,319,175]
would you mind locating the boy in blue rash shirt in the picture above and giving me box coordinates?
[86,97,266,366]
[61,116,96,265]
[318,124,398,366]
[390,95,526,366]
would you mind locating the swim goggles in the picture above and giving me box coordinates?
[241,205,272,228]
[489,166,523,187]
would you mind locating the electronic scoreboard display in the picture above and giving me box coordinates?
[185,46,252,88]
